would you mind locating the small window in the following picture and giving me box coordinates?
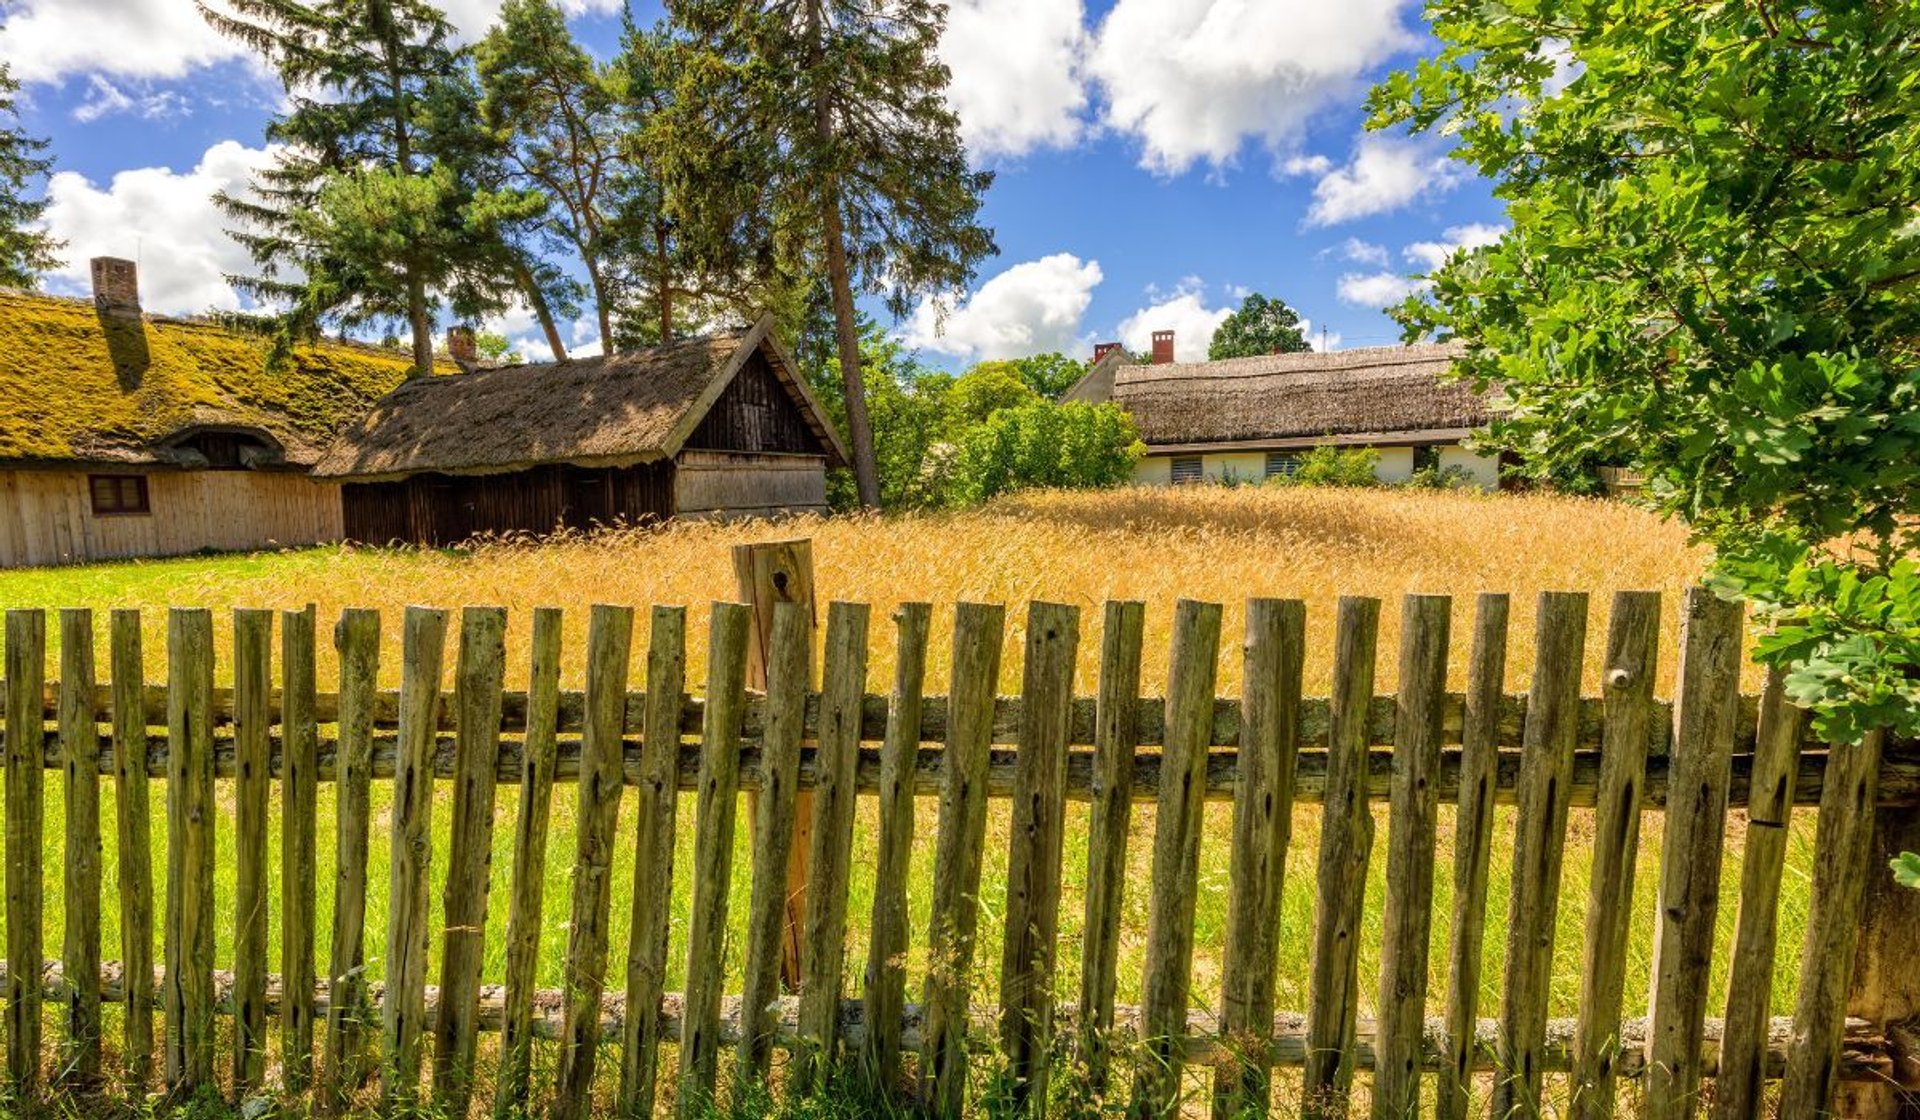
[1265,451,1301,480]
[89,474,150,516]
[1413,445,1442,472]
[1170,456,1204,484]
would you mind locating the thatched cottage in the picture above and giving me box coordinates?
[314,313,847,545]
[1063,335,1504,487]
[0,258,429,567]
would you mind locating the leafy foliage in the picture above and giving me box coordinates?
[1373,0,1920,743]
[948,401,1143,506]
[946,366,1039,426]
[1208,292,1311,360]
[1894,851,1920,891]
[963,352,1087,399]
[1266,447,1381,489]
[0,64,59,289]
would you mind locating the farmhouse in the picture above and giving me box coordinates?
[0,258,427,567]
[314,313,848,545]
[1064,332,1505,487]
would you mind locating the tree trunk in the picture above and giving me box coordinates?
[407,268,433,379]
[587,260,614,356]
[806,0,880,510]
[513,258,569,361]
[656,222,674,345]
[821,199,880,509]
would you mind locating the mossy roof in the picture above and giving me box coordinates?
[0,288,446,468]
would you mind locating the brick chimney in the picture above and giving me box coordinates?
[91,257,141,318]
[1092,341,1122,363]
[447,325,478,367]
[1151,329,1175,365]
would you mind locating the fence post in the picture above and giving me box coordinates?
[5,610,45,1095]
[1837,796,1920,1116]
[733,538,817,990]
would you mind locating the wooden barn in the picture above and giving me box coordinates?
[314,314,848,544]
[0,258,425,567]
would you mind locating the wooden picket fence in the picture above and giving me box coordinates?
[0,587,1914,1119]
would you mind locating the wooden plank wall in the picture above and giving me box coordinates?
[673,451,828,519]
[0,468,342,568]
[0,594,1909,1119]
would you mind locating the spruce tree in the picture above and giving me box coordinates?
[665,0,997,508]
[0,63,60,289]
[201,0,515,376]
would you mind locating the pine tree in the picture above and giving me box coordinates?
[200,0,519,377]
[0,64,61,289]
[474,0,621,354]
[665,0,997,508]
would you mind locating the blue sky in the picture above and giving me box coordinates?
[0,0,1510,368]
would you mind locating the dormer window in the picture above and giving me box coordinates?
[154,425,286,470]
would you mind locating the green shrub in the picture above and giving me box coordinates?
[1266,446,1380,488]
[1403,464,1481,490]
[948,401,1143,505]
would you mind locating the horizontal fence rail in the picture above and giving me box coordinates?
[0,591,1912,1120]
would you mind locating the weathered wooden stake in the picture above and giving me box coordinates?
[59,608,103,1085]
[324,608,380,1107]
[733,537,818,990]
[280,604,319,1093]
[496,607,562,1120]
[164,607,215,1093]
[432,606,508,1118]
[1131,599,1225,1120]
[109,609,155,1087]
[555,604,634,1120]
[862,602,931,1097]
[382,605,449,1106]
[5,610,45,1094]
[231,609,274,1091]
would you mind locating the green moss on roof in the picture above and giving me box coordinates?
[0,288,452,466]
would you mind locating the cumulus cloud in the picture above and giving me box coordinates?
[40,140,277,315]
[901,252,1104,361]
[1088,0,1418,174]
[1299,136,1461,226]
[1335,237,1389,267]
[0,0,622,84]
[1403,222,1505,272]
[1115,282,1231,362]
[1335,271,1425,308]
[941,0,1089,159]
[0,0,247,84]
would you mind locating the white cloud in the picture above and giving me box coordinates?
[1303,136,1461,226]
[0,0,246,84]
[1336,237,1389,267]
[941,0,1089,159]
[1282,154,1333,178]
[39,140,278,315]
[0,0,622,84]
[901,252,1104,361]
[1088,0,1418,174]
[1335,270,1425,308]
[72,77,190,124]
[1403,222,1505,272]
[1115,283,1231,362]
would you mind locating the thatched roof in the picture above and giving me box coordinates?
[1103,342,1495,449]
[0,288,432,467]
[314,314,848,481]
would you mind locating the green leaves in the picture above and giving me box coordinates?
[1375,0,1920,743]
[1894,852,1920,891]
[1209,293,1312,360]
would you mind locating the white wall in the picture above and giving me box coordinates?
[1132,443,1502,490]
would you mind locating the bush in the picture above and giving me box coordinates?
[948,401,1143,505]
[1403,464,1481,490]
[1266,446,1380,488]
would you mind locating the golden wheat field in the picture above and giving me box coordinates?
[0,484,1733,698]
